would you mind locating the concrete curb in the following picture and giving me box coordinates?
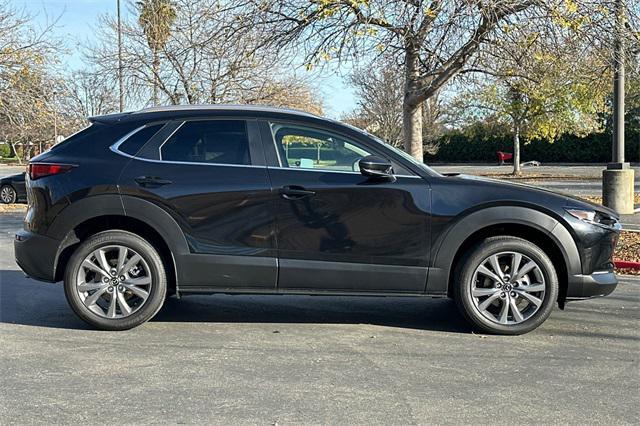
[615,260,640,270]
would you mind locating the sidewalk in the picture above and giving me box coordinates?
[621,211,640,232]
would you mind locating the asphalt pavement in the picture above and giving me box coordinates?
[1,211,639,424]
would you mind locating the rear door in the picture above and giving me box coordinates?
[117,117,277,290]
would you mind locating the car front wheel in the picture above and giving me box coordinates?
[454,236,558,335]
[64,230,167,330]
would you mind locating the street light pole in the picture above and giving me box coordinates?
[602,0,634,214]
[117,0,124,112]
[612,0,625,164]
[53,89,58,144]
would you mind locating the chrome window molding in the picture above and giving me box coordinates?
[265,166,422,179]
[110,124,266,169]
[110,122,421,177]
[109,125,148,159]
[158,121,185,161]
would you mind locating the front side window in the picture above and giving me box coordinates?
[161,120,251,165]
[270,123,372,172]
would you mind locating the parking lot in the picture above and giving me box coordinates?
[0,209,639,424]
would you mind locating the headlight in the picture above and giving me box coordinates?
[565,208,621,230]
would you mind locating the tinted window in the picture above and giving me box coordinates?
[120,124,164,155]
[270,123,371,172]
[49,124,99,152]
[161,120,250,165]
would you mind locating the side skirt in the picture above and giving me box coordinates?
[177,287,449,298]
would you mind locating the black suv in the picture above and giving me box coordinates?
[14,105,621,334]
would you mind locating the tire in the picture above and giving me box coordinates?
[453,236,558,335]
[64,230,167,330]
[0,185,16,204]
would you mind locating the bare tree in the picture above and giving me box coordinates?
[348,59,404,147]
[243,0,640,161]
[86,0,323,113]
[0,1,67,163]
[244,0,552,160]
[62,70,119,118]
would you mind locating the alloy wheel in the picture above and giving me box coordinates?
[470,251,546,325]
[0,186,16,203]
[76,245,152,319]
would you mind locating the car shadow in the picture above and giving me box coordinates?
[0,269,471,333]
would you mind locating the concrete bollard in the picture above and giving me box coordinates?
[602,168,636,214]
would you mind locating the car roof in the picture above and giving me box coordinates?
[89,104,323,124]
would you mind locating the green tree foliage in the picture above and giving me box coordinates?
[455,25,609,174]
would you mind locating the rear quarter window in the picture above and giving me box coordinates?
[119,124,164,156]
[48,124,100,152]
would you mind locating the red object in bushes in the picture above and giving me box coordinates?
[497,151,513,165]
[614,260,640,270]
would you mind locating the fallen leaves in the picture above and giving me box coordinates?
[616,231,640,275]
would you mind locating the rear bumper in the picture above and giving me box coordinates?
[14,230,60,282]
[566,271,618,301]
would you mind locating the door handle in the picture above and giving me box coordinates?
[134,176,173,187]
[280,185,315,200]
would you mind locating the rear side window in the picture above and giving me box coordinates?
[119,124,164,156]
[48,124,99,152]
[160,120,250,165]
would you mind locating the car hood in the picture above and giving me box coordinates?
[452,174,619,219]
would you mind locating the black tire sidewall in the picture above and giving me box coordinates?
[1,185,16,204]
[64,230,167,330]
[454,237,558,335]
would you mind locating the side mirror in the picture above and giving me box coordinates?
[358,155,394,180]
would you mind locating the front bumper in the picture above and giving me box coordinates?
[14,230,60,282]
[566,271,618,301]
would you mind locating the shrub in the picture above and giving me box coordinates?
[425,131,640,163]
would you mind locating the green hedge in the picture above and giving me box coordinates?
[425,131,640,163]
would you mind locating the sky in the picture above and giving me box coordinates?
[15,0,357,118]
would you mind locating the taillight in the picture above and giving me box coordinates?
[28,163,76,180]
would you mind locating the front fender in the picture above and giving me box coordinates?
[426,206,581,295]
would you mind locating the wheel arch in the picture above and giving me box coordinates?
[52,195,189,294]
[427,206,581,304]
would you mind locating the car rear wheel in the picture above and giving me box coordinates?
[0,185,16,204]
[64,230,167,330]
[453,236,558,335]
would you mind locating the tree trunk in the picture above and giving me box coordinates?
[403,45,424,161]
[7,141,17,159]
[152,51,159,106]
[512,124,521,176]
[403,99,423,160]
[9,142,21,165]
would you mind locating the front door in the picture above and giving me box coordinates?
[263,121,431,293]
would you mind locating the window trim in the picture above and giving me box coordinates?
[110,124,155,159]
[112,122,166,157]
[111,118,266,168]
[158,121,185,161]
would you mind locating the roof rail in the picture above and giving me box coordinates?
[132,103,321,118]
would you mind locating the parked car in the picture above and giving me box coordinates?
[14,105,621,333]
[0,172,26,204]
